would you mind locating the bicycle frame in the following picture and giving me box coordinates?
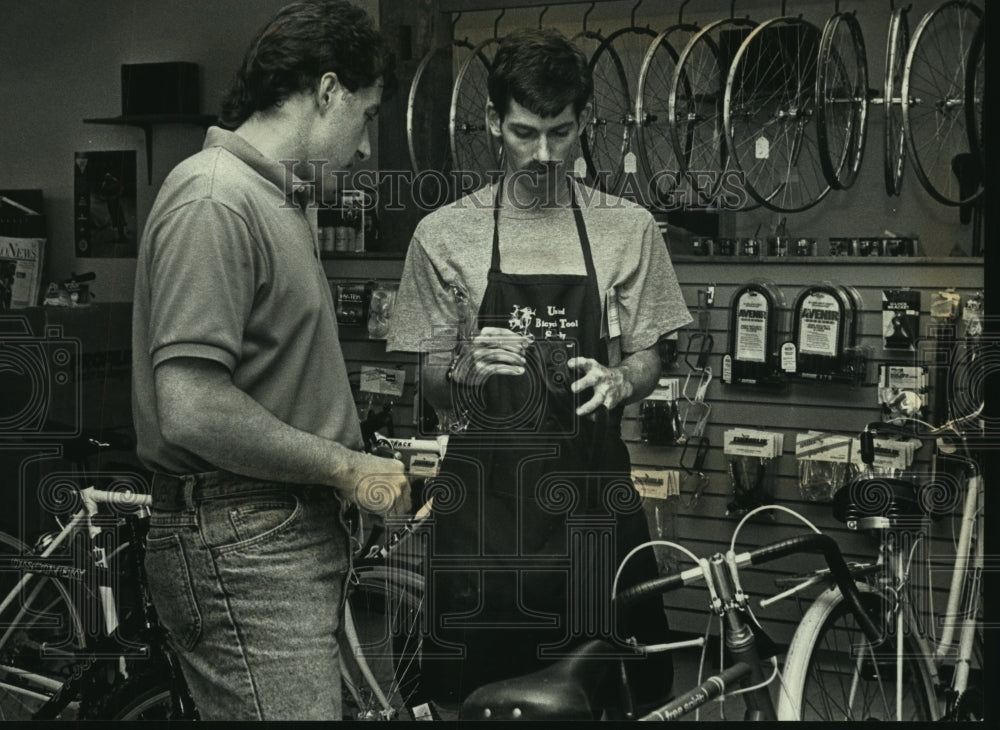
[0,487,158,719]
[617,531,880,722]
[774,418,984,721]
[860,424,984,718]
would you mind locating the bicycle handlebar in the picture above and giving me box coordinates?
[616,533,882,645]
[82,486,152,508]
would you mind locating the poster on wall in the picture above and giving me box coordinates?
[74,150,137,258]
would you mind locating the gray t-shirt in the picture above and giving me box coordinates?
[132,127,363,475]
[386,181,692,356]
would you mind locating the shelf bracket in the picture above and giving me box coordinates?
[82,115,216,184]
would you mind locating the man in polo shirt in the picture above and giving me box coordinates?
[131,1,408,720]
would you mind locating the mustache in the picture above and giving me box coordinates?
[525,161,562,176]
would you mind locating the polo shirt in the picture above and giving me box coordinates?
[132,127,363,475]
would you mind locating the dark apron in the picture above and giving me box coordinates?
[420,178,672,706]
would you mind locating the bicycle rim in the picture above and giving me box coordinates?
[0,532,84,720]
[779,586,937,721]
[883,8,909,196]
[667,18,758,209]
[816,12,868,190]
[582,28,639,194]
[635,25,695,205]
[450,37,500,187]
[724,18,832,213]
[901,0,983,206]
[408,41,476,176]
[341,563,424,720]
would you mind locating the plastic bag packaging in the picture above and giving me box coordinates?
[367,282,398,339]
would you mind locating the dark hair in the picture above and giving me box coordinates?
[220,0,394,128]
[487,28,592,122]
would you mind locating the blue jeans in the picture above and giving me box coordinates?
[144,471,352,720]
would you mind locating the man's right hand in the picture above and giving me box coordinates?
[348,454,412,518]
[448,326,532,384]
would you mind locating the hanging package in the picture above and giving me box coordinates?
[784,282,869,384]
[722,279,785,386]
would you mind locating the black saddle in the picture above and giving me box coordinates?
[459,639,624,721]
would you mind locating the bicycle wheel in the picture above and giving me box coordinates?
[724,18,832,213]
[964,20,984,172]
[341,562,424,721]
[666,18,758,208]
[581,31,633,193]
[635,25,696,204]
[816,12,868,190]
[408,40,478,175]
[582,26,656,195]
[79,662,186,720]
[450,37,501,187]
[902,0,983,206]
[778,585,938,721]
[884,7,910,195]
[568,30,607,182]
[0,532,84,721]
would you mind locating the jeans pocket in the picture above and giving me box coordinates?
[144,533,202,651]
[206,493,302,555]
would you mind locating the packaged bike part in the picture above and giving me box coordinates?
[333,280,370,326]
[795,431,853,501]
[722,278,786,386]
[848,434,918,477]
[962,291,984,338]
[785,282,864,383]
[723,428,784,515]
[367,282,398,340]
[929,289,961,321]
[640,377,680,445]
[882,289,921,350]
[632,468,682,575]
[877,364,928,419]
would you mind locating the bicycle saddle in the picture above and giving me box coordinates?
[832,476,946,527]
[458,639,621,721]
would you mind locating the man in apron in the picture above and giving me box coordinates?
[387,28,692,712]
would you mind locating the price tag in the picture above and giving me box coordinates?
[755,136,770,160]
[781,342,797,373]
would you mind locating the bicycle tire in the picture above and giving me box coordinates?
[78,661,191,721]
[635,24,695,204]
[723,17,832,213]
[816,11,868,190]
[408,40,477,176]
[341,562,424,721]
[901,0,983,206]
[666,18,758,208]
[964,20,984,172]
[777,584,939,721]
[568,30,607,183]
[582,26,656,195]
[580,29,635,193]
[883,7,910,196]
[0,531,84,721]
[449,37,501,187]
